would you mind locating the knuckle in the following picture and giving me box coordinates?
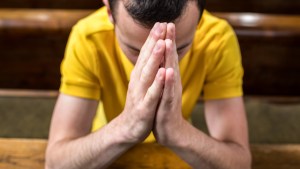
[151,30,160,40]
[152,48,159,55]
[162,96,173,109]
[136,104,144,113]
[146,91,155,102]
[165,97,173,106]
[152,46,161,56]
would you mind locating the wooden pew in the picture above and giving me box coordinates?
[0,0,102,9]
[0,10,92,90]
[0,10,300,96]
[206,0,300,14]
[214,13,300,96]
[1,138,300,169]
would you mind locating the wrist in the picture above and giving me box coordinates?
[157,118,190,148]
[118,111,151,144]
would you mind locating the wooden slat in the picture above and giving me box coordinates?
[215,13,300,96]
[206,0,300,15]
[215,13,300,36]
[0,138,47,169]
[1,10,299,36]
[1,138,300,169]
[0,89,58,98]
[251,144,300,169]
[0,9,92,36]
[0,0,102,9]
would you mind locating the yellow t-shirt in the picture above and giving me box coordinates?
[60,7,243,142]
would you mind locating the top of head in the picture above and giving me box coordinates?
[107,0,206,28]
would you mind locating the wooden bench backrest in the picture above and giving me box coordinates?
[206,0,300,14]
[1,10,300,95]
[0,0,102,9]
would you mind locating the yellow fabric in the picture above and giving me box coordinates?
[60,7,243,142]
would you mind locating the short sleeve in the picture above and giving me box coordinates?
[59,25,101,100]
[203,23,244,100]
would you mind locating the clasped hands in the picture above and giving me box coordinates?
[123,22,185,146]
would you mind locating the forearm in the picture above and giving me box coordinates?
[164,120,251,169]
[46,113,136,169]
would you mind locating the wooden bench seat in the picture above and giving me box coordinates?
[1,10,300,95]
[1,138,300,169]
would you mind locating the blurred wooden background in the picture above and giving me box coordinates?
[0,1,300,95]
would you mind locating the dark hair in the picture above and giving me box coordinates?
[108,0,206,28]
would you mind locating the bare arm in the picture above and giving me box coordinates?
[45,94,136,169]
[160,97,251,169]
[154,23,251,169]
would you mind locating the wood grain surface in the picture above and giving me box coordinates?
[1,138,300,169]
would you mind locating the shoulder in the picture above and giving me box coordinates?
[194,10,236,49]
[66,7,115,59]
[193,10,238,57]
[197,10,234,37]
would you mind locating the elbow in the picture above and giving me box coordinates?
[245,148,252,169]
[45,143,59,169]
[228,149,251,169]
[45,150,54,169]
[45,163,53,169]
[229,143,252,169]
[238,146,252,169]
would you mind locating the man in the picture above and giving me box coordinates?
[46,0,251,168]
